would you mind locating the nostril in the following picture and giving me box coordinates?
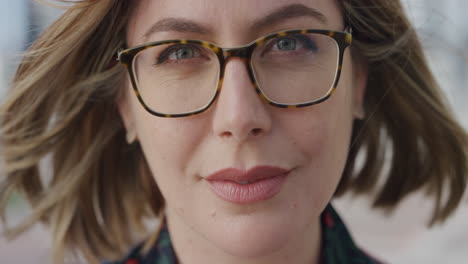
[221,131,233,138]
[251,128,262,136]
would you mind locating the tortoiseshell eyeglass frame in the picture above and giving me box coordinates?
[117,27,352,118]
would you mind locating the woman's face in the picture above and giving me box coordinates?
[121,0,365,259]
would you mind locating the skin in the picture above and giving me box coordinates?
[119,0,367,263]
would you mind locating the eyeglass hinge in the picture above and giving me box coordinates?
[116,48,125,61]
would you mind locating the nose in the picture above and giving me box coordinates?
[211,58,272,142]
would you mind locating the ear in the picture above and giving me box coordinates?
[117,90,138,144]
[352,57,368,120]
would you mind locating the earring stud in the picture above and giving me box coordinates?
[126,131,137,144]
[354,106,365,120]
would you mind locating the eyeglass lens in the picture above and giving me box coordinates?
[133,33,339,115]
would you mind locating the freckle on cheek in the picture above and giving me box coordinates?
[290,202,298,209]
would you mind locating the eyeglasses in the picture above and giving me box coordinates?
[117,28,352,118]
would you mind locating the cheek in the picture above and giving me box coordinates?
[285,81,355,201]
[138,119,199,165]
[132,102,208,197]
[287,98,353,165]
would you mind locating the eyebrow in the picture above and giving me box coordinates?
[252,4,328,32]
[142,3,328,41]
[143,17,212,41]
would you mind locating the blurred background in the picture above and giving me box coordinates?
[0,1,467,263]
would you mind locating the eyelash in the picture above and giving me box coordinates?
[262,34,318,55]
[153,33,318,65]
[155,44,204,64]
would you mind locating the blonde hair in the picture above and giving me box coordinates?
[0,0,467,263]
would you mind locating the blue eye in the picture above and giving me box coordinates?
[171,47,195,59]
[156,44,200,64]
[276,38,297,50]
[264,34,318,55]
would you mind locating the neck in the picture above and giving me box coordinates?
[166,210,322,264]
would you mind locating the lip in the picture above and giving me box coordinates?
[205,166,290,204]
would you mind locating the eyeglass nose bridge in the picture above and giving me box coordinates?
[220,45,254,71]
[216,45,268,105]
[222,45,252,58]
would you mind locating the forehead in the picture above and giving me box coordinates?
[127,0,344,46]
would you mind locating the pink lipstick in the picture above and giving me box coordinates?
[205,166,289,204]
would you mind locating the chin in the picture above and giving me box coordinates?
[209,213,298,258]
